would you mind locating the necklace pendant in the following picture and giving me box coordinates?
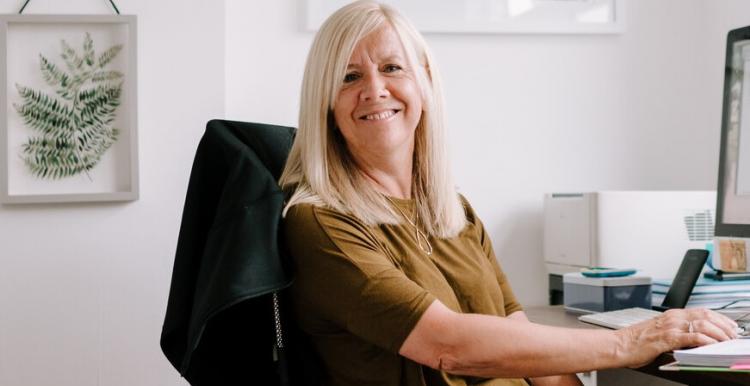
[386,196,434,256]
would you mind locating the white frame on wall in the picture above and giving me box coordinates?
[305,0,624,34]
[0,14,138,204]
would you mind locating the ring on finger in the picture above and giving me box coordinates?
[687,320,694,333]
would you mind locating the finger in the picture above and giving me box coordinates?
[716,310,739,328]
[690,309,739,339]
[706,312,739,339]
[684,332,718,348]
[688,308,737,327]
[690,319,732,341]
[660,309,738,340]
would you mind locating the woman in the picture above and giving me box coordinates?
[279,2,739,385]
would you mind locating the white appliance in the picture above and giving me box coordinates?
[543,191,716,280]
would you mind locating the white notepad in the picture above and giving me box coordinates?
[674,339,750,367]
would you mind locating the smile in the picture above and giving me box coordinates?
[360,110,400,121]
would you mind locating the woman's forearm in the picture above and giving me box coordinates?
[506,311,583,386]
[400,300,737,379]
[400,301,626,378]
[436,312,625,378]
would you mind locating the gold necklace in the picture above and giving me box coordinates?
[386,197,433,255]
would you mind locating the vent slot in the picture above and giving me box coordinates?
[684,209,714,242]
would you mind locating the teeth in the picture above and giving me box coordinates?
[364,110,396,121]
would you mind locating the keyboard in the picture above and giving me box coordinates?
[578,307,661,329]
[579,307,750,337]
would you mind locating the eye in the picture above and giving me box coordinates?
[383,64,402,73]
[343,72,360,83]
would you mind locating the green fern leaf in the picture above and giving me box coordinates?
[60,39,84,73]
[78,83,121,125]
[21,134,89,179]
[97,44,123,68]
[14,85,72,134]
[57,87,76,101]
[16,107,72,136]
[39,55,71,88]
[78,125,118,157]
[91,71,123,83]
[68,70,93,89]
[83,33,95,67]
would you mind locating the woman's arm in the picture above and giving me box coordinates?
[507,311,582,386]
[398,300,738,379]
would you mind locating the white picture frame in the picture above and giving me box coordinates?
[0,14,138,204]
[305,0,624,34]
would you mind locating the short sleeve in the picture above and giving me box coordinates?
[284,204,436,353]
[461,197,523,316]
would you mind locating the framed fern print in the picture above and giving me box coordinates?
[0,15,137,204]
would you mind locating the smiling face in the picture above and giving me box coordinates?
[333,24,424,166]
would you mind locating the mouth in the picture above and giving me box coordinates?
[359,109,400,121]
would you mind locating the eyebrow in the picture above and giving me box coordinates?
[346,54,406,69]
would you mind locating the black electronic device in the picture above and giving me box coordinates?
[714,25,750,274]
[653,249,709,311]
[715,25,750,239]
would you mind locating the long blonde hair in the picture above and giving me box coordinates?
[279,0,466,238]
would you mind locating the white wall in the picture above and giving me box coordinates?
[226,0,750,306]
[1,1,749,385]
[0,0,222,385]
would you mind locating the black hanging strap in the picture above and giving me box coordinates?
[107,0,120,15]
[18,0,30,14]
[19,0,121,14]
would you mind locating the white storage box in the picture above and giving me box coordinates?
[563,273,652,313]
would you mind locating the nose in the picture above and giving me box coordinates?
[359,73,390,101]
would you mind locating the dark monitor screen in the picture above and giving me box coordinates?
[714,25,750,272]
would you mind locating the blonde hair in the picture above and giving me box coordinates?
[279,0,466,238]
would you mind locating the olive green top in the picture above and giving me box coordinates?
[284,196,527,386]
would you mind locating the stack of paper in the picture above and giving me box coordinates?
[674,339,750,367]
[652,278,750,309]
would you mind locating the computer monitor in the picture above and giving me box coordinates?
[714,25,750,272]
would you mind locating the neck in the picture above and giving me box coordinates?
[350,150,413,199]
[361,167,412,199]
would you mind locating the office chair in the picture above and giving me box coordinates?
[160,120,322,386]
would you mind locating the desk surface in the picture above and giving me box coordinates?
[524,305,750,386]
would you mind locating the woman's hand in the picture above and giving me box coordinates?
[615,308,739,368]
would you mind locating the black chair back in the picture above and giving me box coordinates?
[161,120,322,385]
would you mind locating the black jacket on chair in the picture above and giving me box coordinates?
[160,120,321,385]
